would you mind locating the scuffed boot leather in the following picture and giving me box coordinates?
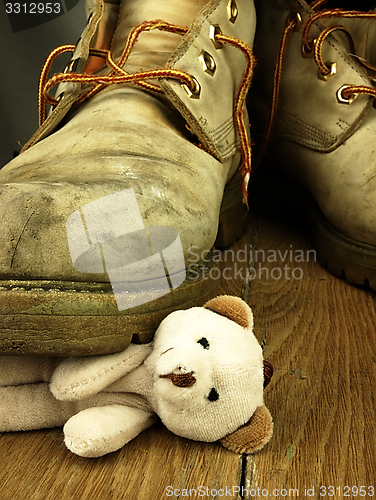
[0,0,256,355]
[249,0,376,289]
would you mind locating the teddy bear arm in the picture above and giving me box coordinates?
[63,405,158,457]
[50,344,152,401]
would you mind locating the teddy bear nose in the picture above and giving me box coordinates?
[159,371,196,387]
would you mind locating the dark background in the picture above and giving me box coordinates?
[0,0,86,168]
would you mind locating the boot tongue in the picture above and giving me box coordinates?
[110,0,208,73]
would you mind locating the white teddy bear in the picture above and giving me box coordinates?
[0,295,273,457]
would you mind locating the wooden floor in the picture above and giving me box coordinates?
[1,211,376,500]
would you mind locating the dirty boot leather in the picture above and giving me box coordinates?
[0,0,256,355]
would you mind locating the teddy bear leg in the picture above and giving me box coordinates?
[0,382,78,432]
[63,405,157,457]
[0,356,63,386]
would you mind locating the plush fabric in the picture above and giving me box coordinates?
[0,295,273,457]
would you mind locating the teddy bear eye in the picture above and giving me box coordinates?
[208,388,219,402]
[197,337,210,349]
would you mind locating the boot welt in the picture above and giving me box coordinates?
[0,256,218,356]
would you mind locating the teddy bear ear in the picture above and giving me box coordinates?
[203,295,253,329]
[219,405,273,454]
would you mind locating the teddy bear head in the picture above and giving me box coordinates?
[144,295,273,453]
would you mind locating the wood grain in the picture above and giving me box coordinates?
[240,215,376,497]
[0,424,242,500]
[1,211,375,499]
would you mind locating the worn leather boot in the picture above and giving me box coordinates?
[249,0,376,289]
[0,0,255,355]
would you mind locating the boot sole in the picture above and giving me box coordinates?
[249,167,376,291]
[0,183,247,356]
[0,262,217,356]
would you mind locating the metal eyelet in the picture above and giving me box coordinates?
[209,25,223,49]
[64,59,76,73]
[63,36,83,73]
[53,91,65,108]
[336,85,358,105]
[301,39,316,58]
[182,76,201,99]
[287,11,303,32]
[198,50,216,76]
[227,0,238,23]
[64,57,85,74]
[318,62,337,81]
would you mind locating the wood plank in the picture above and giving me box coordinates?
[241,215,376,497]
[2,211,375,499]
[0,423,243,500]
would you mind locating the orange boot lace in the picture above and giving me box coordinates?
[37,20,256,206]
[256,0,376,167]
